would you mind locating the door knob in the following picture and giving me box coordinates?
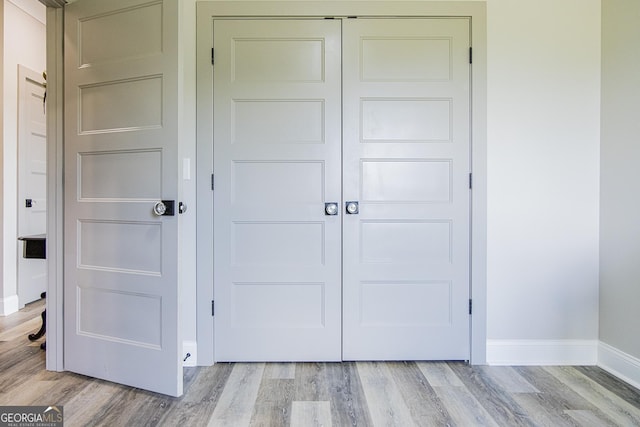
[325,202,338,216]
[346,201,359,214]
[153,201,166,216]
[153,200,175,216]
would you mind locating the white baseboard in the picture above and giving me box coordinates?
[182,341,198,367]
[0,295,19,316]
[598,341,640,390]
[487,339,598,365]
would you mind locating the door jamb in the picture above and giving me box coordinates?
[45,6,64,372]
[196,1,488,365]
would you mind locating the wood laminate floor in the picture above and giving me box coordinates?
[2,300,640,426]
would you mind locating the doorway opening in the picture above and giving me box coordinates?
[17,66,47,309]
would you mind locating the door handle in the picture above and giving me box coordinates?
[325,202,338,216]
[153,200,175,216]
[346,201,359,214]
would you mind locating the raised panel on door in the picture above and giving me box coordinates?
[64,0,182,396]
[342,18,471,360]
[213,19,342,361]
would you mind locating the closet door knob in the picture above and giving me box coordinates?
[325,202,338,216]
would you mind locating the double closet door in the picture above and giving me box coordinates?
[213,18,471,361]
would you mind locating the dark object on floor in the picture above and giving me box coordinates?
[28,292,46,350]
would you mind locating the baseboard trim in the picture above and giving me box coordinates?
[598,342,640,390]
[486,339,598,365]
[182,341,198,367]
[0,295,19,316]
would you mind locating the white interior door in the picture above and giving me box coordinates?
[342,18,471,360]
[213,19,343,361]
[17,65,47,307]
[212,17,471,361]
[63,0,183,396]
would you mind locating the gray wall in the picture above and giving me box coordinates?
[600,0,640,359]
[486,0,600,347]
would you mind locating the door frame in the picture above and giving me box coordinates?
[196,1,488,365]
[45,6,64,372]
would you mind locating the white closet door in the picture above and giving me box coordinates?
[212,17,471,362]
[342,18,471,360]
[213,19,343,361]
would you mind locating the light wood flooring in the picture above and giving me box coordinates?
[2,300,640,426]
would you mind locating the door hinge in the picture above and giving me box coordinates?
[469,299,472,315]
[212,300,215,317]
[469,47,473,64]
[469,173,473,189]
[211,173,215,191]
[211,48,214,65]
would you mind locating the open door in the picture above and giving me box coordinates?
[63,0,182,396]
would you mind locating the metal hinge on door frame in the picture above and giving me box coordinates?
[469,47,472,64]
[469,173,472,189]
[211,48,214,65]
[469,299,472,315]
[212,300,215,317]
